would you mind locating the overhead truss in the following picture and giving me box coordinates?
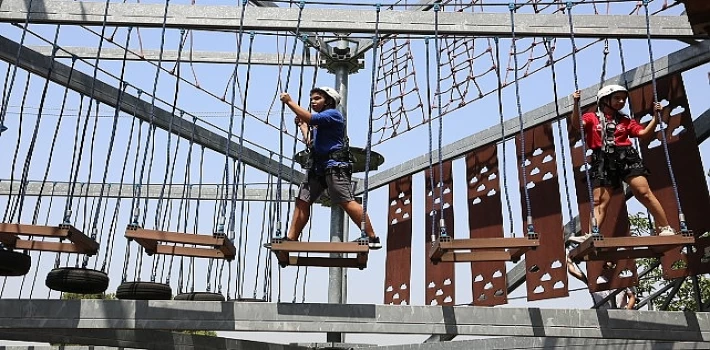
[26,46,316,66]
[355,39,710,194]
[0,34,306,185]
[0,0,699,39]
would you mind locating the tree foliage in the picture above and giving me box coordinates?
[630,212,710,311]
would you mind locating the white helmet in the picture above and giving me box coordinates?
[314,86,341,106]
[597,84,628,102]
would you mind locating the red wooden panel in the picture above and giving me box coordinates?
[424,161,455,306]
[568,101,638,293]
[466,143,508,306]
[631,74,710,278]
[515,123,569,301]
[384,176,413,305]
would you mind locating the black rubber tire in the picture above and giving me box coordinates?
[174,292,225,301]
[116,281,172,300]
[0,250,31,276]
[45,267,109,294]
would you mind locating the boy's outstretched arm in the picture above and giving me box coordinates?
[280,92,313,124]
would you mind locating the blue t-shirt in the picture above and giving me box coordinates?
[310,108,348,174]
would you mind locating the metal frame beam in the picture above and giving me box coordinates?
[0,329,306,350]
[0,0,697,39]
[0,180,295,201]
[0,35,305,185]
[1,300,709,341]
[355,40,710,194]
[26,46,316,66]
[381,337,710,349]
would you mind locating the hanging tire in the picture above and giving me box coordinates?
[0,249,31,276]
[116,281,172,300]
[174,292,225,301]
[45,267,109,294]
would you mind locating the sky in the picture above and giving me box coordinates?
[0,0,709,347]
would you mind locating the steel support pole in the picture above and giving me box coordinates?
[691,274,704,311]
[326,38,351,344]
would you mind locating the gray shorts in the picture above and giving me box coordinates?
[298,166,355,204]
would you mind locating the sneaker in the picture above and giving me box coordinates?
[352,236,382,250]
[658,226,677,236]
[368,236,382,250]
[567,233,592,244]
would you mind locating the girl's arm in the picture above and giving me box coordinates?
[636,102,663,138]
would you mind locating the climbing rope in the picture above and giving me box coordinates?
[434,3,448,239]
[275,0,306,239]
[642,0,686,232]
[494,37,516,236]
[290,35,315,299]
[509,3,535,236]
[566,1,598,235]
[542,37,576,236]
[361,3,382,239]
[616,38,655,233]
[424,36,436,243]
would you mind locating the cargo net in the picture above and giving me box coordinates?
[370,0,674,146]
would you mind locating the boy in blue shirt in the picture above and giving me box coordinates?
[280,87,381,249]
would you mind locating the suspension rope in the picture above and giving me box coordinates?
[275,0,306,239]
[424,36,436,242]
[3,71,31,223]
[566,1,598,235]
[599,38,609,87]
[27,183,58,298]
[121,93,145,282]
[642,0,686,232]
[219,0,250,239]
[14,26,62,220]
[284,33,311,245]
[176,115,198,294]
[229,27,258,298]
[254,172,273,300]
[85,28,134,270]
[155,31,187,235]
[542,37,575,235]
[616,38,655,232]
[434,3,448,239]
[0,0,36,137]
[494,37,515,236]
[509,2,535,236]
[361,3,382,240]
[62,0,113,227]
[131,0,171,228]
[286,35,310,298]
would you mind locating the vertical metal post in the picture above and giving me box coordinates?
[691,274,704,311]
[326,37,350,344]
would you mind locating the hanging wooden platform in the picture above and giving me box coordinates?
[0,223,99,255]
[267,238,369,269]
[429,234,539,264]
[568,233,696,263]
[124,225,236,261]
